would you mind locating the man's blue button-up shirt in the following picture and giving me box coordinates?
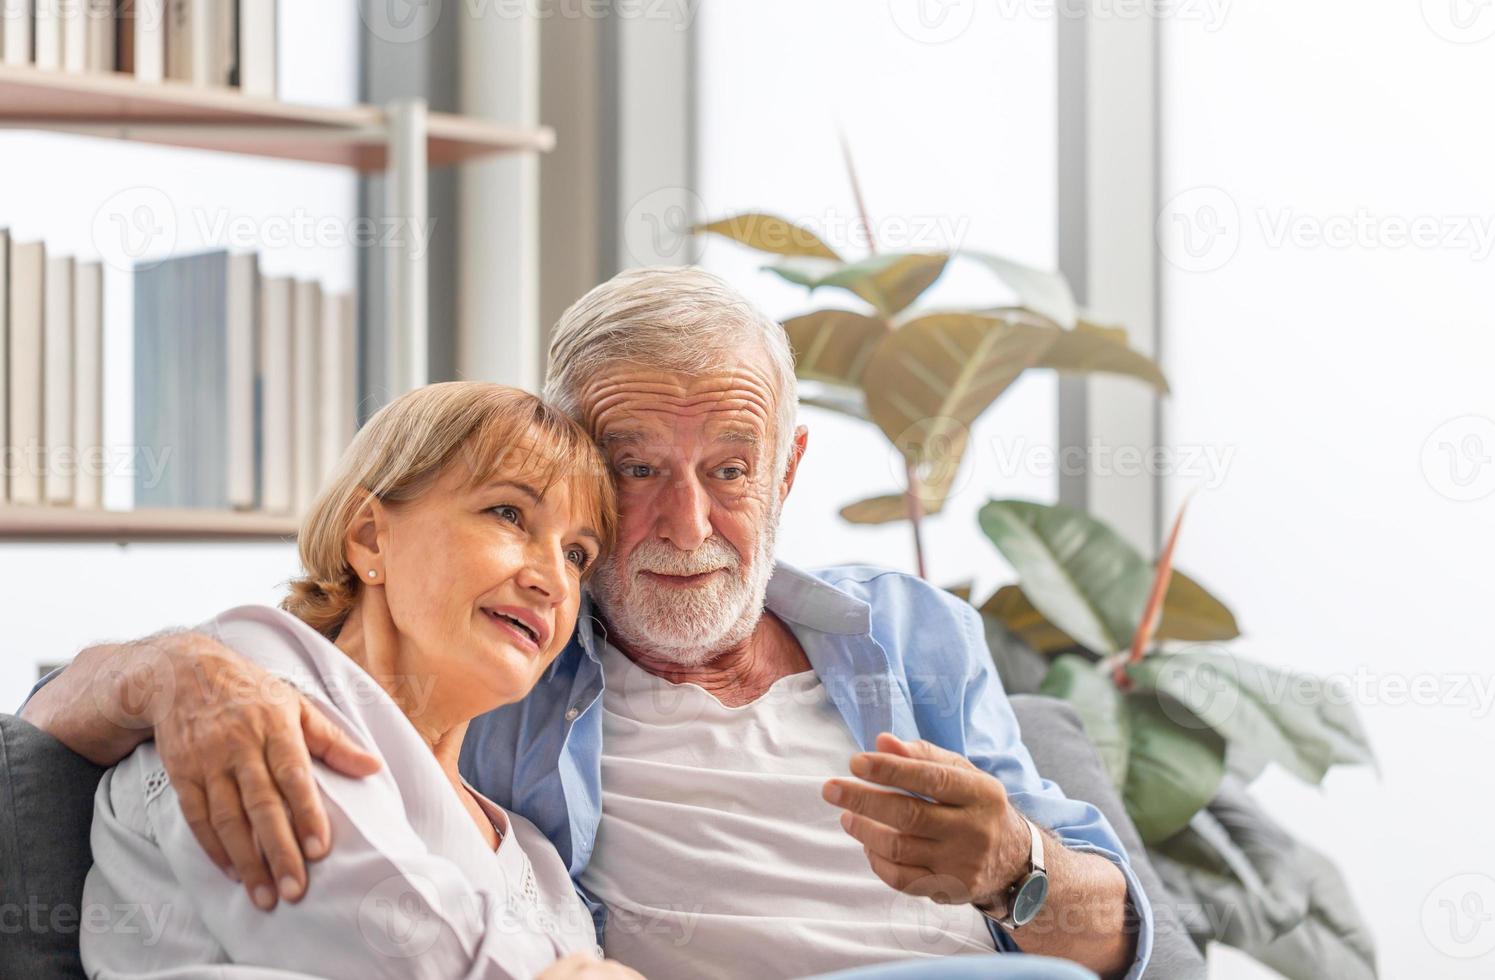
[459,562,1154,978]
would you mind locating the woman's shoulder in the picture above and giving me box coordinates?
[195,605,394,724]
[199,603,333,666]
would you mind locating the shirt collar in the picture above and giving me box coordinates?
[761,561,872,636]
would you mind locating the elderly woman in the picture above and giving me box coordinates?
[80,383,641,980]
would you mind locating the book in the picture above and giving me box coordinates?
[35,0,65,70]
[7,241,42,505]
[63,0,88,72]
[258,275,292,514]
[73,261,103,509]
[86,0,116,72]
[237,0,275,98]
[1,0,31,65]
[215,0,235,88]
[117,0,132,71]
[166,0,230,86]
[124,0,166,82]
[291,279,320,515]
[134,250,233,509]
[226,252,257,510]
[0,230,7,505]
[43,255,75,506]
[318,290,355,482]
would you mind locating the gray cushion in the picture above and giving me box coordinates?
[0,713,106,980]
[1011,694,1206,980]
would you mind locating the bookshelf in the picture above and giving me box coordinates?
[0,506,299,541]
[0,65,554,541]
[0,64,556,168]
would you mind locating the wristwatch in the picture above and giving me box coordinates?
[989,815,1049,930]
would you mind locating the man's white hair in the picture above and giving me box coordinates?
[543,266,799,479]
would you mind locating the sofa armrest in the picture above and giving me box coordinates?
[1010,694,1206,980]
[0,712,107,980]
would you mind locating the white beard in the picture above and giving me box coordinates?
[588,508,779,667]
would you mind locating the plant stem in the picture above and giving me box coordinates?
[1113,496,1192,687]
[839,127,878,258]
[904,458,928,580]
[841,126,928,577]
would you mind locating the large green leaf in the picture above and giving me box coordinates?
[1152,776,1378,980]
[981,585,1080,654]
[839,492,946,524]
[861,314,1056,474]
[976,499,1151,655]
[1122,692,1227,843]
[1155,570,1240,643]
[962,250,1078,328]
[982,572,1238,653]
[1037,656,1224,843]
[695,212,841,259]
[1039,655,1129,784]
[783,309,886,388]
[766,252,950,317]
[797,381,870,421]
[1128,651,1376,785]
[1035,320,1171,393]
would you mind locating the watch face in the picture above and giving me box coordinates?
[1011,872,1050,926]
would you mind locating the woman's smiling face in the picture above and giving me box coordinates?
[370,440,605,714]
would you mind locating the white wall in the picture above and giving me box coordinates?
[694,0,1058,598]
[1160,4,1495,977]
[0,5,361,709]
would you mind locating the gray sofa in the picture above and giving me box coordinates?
[0,703,1204,978]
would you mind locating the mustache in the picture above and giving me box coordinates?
[626,536,741,577]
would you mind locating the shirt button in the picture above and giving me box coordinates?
[564,706,580,722]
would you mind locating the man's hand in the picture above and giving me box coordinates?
[22,630,382,911]
[821,732,1031,910]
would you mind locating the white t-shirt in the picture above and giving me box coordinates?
[579,640,995,980]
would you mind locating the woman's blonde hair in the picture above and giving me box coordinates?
[283,382,616,639]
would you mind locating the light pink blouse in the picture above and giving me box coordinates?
[81,605,599,979]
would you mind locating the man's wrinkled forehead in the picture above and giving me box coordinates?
[578,359,778,443]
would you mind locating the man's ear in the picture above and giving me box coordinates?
[777,425,810,505]
[344,493,389,581]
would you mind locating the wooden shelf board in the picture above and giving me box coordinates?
[0,64,555,170]
[0,506,300,541]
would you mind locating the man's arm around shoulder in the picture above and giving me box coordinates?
[21,628,380,910]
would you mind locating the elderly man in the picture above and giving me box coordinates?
[25,267,1151,979]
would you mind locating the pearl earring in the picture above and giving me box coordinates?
[367,569,377,579]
